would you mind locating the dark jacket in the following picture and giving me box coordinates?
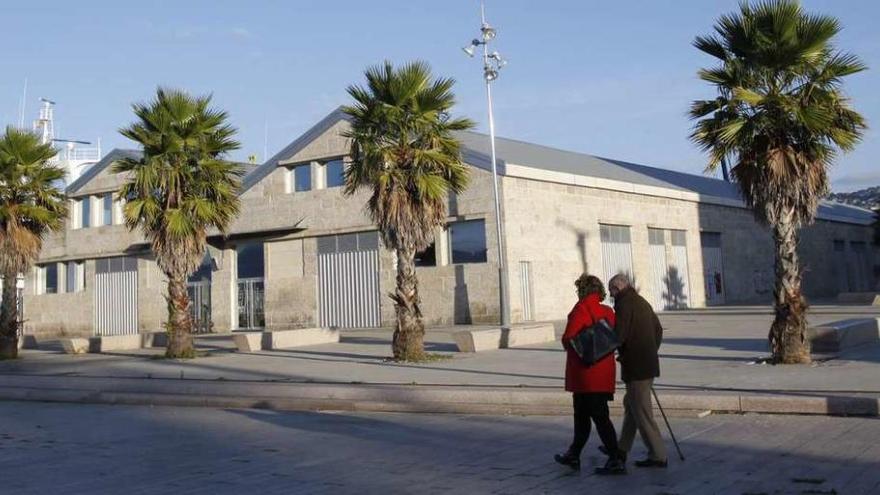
[614,287,663,383]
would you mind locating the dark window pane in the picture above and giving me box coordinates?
[700,232,722,249]
[293,165,311,192]
[66,262,77,293]
[45,264,58,294]
[188,252,213,282]
[337,233,358,253]
[325,159,345,188]
[81,198,91,228]
[237,243,265,279]
[357,231,379,251]
[415,243,436,267]
[450,220,487,264]
[317,236,337,255]
[103,194,113,226]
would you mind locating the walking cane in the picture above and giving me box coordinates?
[651,387,685,461]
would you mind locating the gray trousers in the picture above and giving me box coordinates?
[618,378,668,462]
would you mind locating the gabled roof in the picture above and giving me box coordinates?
[241,107,875,225]
[240,107,350,192]
[65,148,142,195]
[67,149,261,197]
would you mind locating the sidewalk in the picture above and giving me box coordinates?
[2,305,879,415]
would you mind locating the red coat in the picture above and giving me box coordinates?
[562,294,617,394]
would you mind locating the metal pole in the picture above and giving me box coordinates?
[481,13,511,330]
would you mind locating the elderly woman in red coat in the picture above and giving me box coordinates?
[554,274,626,475]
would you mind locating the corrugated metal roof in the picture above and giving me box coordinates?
[454,130,875,225]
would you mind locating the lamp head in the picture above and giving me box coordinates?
[462,43,477,57]
[484,68,499,82]
[480,22,496,42]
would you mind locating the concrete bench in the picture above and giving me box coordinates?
[837,292,880,305]
[18,335,39,350]
[88,334,143,353]
[141,332,168,348]
[61,338,90,354]
[808,318,880,353]
[454,323,557,352]
[453,329,503,352]
[262,328,340,350]
[233,332,263,352]
[502,323,556,348]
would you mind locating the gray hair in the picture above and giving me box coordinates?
[608,273,632,291]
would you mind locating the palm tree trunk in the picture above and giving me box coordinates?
[0,271,20,359]
[392,246,426,361]
[768,210,811,364]
[166,273,194,358]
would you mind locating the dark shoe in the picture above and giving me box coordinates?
[598,445,627,462]
[554,452,580,470]
[595,457,627,476]
[634,458,668,468]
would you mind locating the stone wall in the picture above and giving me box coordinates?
[501,174,874,323]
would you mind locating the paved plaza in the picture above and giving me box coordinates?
[2,401,878,494]
[4,306,880,395]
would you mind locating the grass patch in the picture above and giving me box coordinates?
[150,350,211,360]
[383,352,454,364]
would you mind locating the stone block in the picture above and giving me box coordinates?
[20,335,39,349]
[233,332,263,352]
[808,318,880,353]
[453,329,502,352]
[502,323,556,348]
[262,328,339,350]
[837,292,880,305]
[61,338,89,354]
[88,334,143,353]
[141,332,168,348]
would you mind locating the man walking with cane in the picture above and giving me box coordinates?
[600,273,668,471]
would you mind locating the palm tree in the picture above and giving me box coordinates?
[690,0,867,364]
[342,61,474,361]
[0,127,67,359]
[115,88,242,358]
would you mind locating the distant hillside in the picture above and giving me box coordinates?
[828,186,880,210]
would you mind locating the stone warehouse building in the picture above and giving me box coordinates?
[20,108,876,340]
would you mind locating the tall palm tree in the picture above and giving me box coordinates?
[690,0,867,364]
[115,88,242,358]
[343,61,474,361]
[0,127,67,359]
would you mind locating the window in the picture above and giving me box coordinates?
[670,230,687,247]
[103,193,113,226]
[291,164,311,192]
[237,243,265,279]
[449,220,487,264]
[415,243,437,267]
[324,159,345,188]
[189,252,214,283]
[66,261,84,293]
[44,264,58,294]
[80,197,91,228]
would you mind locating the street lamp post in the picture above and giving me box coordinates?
[463,2,511,330]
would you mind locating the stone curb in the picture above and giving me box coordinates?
[0,375,876,417]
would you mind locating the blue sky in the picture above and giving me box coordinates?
[1,0,876,191]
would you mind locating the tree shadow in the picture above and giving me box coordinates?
[662,266,689,310]
[453,265,471,325]
[554,218,590,274]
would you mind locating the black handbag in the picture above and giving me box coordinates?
[570,306,620,366]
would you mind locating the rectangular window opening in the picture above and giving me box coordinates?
[449,220,487,264]
[324,159,345,188]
